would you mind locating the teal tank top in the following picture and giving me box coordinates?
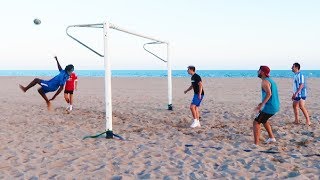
[262,78,280,114]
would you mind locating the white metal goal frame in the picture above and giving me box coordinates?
[66,21,172,139]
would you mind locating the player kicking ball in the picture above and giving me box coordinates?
[19,56,74,110]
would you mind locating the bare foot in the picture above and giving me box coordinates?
[46,101,52,111]
[19,84,26,92]
[293,121,300,125]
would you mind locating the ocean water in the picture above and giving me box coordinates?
[0,70,319,78]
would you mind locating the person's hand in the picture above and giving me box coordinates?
[198,94,202,99]
[291,93,296,101]
[255,103,263,113]
[184,90,188,94]
[54,56,57,60]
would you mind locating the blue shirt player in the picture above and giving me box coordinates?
[19,56,74,110]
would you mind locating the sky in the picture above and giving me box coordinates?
[1,0,320,70]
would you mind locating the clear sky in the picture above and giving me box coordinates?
[1,0,320,70]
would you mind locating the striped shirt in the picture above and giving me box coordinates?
[293,72,307,98]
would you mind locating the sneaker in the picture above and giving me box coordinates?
[66,105,70,111]
[249,144,259,149]
[190,119,201,128]
[68,105,73,111]
[265,138,276,144]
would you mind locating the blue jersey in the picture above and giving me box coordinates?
[293,72,307,98]
[262,78,280,114]
[40,70,70,93]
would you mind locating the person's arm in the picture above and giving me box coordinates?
[292,83,304,100]
[75,80,78,90]
[184,85,193,94]
[54,56,63,71]
[256,80,272,111]
[198,81,203,98]
[49,85,64,101]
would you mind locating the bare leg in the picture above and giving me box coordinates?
[69,94,73,106]
[190,104,197,119]
[253,121,261,145]
[195,106,200,120]
[19,78,42,92]
[64,93,70,104]
[293,101,300,124]
[263,121,275,139]
[299,100,311,125]
[38,88,51,110]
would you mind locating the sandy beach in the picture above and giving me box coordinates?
[0,76,319,179]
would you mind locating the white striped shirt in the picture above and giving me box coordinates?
[293,72,307,97]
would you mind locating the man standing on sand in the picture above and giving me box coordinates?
[291,62,311,126]
[19,56,74,110]
[253,66,280,145]
[184,65,204,128]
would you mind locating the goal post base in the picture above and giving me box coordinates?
[106,130,113,139]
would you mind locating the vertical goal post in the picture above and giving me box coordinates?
[66,21,172,139]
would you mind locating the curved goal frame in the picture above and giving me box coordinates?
[66,21,172,139]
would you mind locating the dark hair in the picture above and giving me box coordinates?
[188,66,195,72]
[65,64,74,72]
[293,62,300,70]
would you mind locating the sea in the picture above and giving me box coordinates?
[0,70,319,78]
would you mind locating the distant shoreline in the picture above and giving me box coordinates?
[0,70,319,78]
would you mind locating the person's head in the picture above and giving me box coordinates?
[291,62,300,73]
[187,65,196,75]
[65,64,74,75]
[258,66,270,79]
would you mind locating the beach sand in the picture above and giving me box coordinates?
[0,77,319,179]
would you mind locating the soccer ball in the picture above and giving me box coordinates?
[33,19,41,25]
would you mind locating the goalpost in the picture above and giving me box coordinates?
[66,21,172,139]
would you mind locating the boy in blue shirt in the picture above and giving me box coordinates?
[19,56,74,110]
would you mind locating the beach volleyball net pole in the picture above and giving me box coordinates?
[66,22,172,139]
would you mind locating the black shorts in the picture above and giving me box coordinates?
[64,90,74,94]
[294,97,306,101]
[254,111,274,124]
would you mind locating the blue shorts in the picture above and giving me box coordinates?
[294,97,306,101]
[191,94,204,107]
[40,80,58,94]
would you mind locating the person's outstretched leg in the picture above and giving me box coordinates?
[19,78,42,92]
[299,100,311,125]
